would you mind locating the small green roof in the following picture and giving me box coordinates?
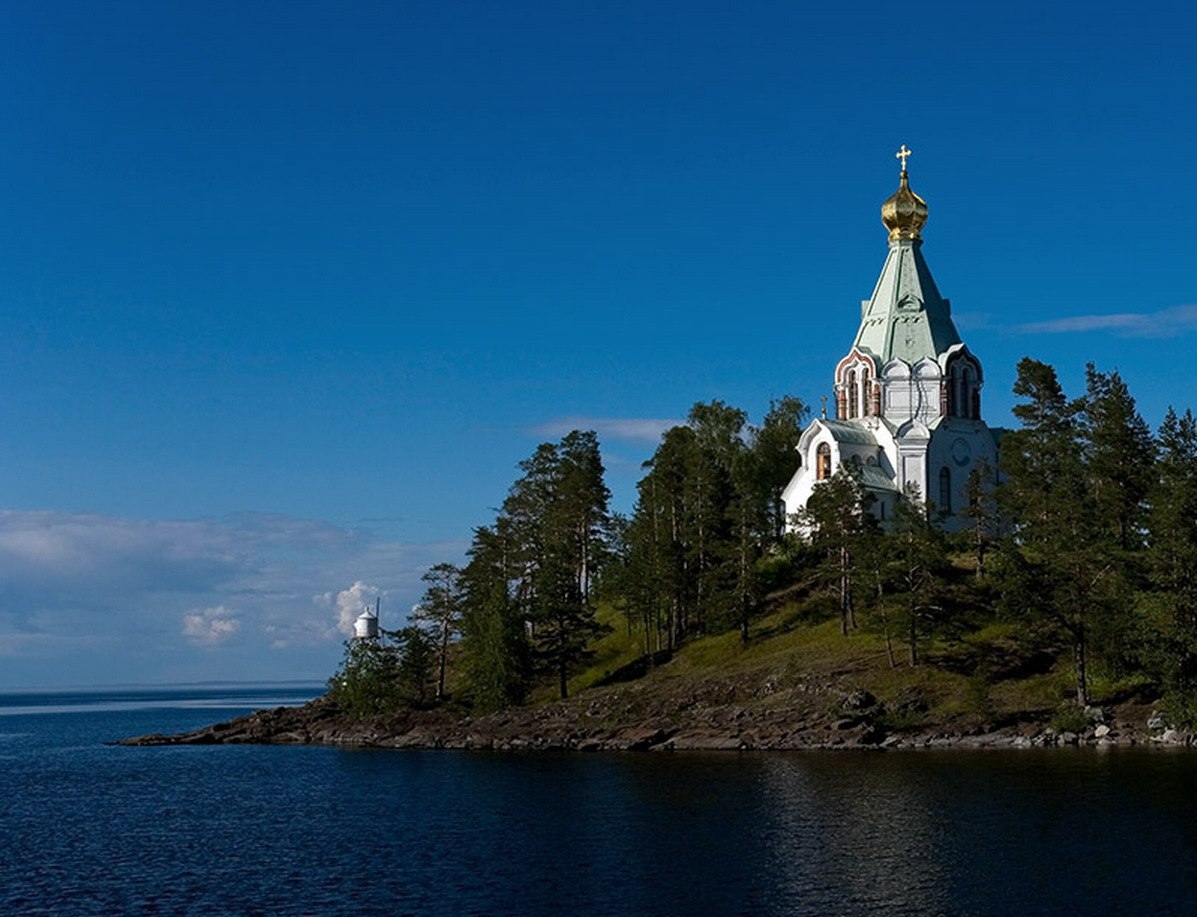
[820,419,879,446]
[858,464,901,493]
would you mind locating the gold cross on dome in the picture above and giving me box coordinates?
[896,144,912,171]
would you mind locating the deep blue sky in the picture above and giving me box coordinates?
[2,1,1195,685]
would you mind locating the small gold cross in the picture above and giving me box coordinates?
[896,144,912,171]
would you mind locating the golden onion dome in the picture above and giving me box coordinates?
[881,159,928,242]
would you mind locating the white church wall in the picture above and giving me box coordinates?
[927,422,999,532]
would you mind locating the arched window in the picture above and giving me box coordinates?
[816,443,832,481]
[860,367,871,416]
[939,467,952,514]
[847,370,857,419]
[966,367,981,419]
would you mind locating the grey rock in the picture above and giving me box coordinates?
[841,690,877,711]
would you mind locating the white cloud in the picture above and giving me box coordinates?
[530,416,682,445]
[328,581,384,637]
[182,606,241,646]
[1014,304,1197,339]
[0,509,467,683]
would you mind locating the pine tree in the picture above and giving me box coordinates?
[881,486,950,666]
[621,397,806,649]
[749,396,810,542]
[556,430,612,603]
[460,521,530,711]
[960,458,997,579]
[996,358,1109,706]
[626,425,702,649]
[798,467,876,636]
[415,562,464,702]
[1140,408,1197,720]
[396,625,437,706]
[1081,364,1154,551]
[492,433,613,699]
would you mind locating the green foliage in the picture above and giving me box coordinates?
[327,638,406,719]
[396,626,437,706]
[460,521,531,712]
[617,396,809,653]
[964,671,995,722]
[327,626,443,718]
[1081,364,1154,551]
[1135,408,1197,694]
[1158,690,1197,731]
[958,458,997,578]
[797,466,877,636]
[873,487,952,666]
[351,364,1197,730]
[995,357,1119,706]
[1048,705,1092,734]
[415,562,464,702]
[458,429,613,705]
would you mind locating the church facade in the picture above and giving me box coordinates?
[782,153,998,531]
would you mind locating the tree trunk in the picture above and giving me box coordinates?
[908,609,919,667]
[839,545,850,636]
[436,621,449,701]
[974,526,985,580]
[1074,630,1088,706]
[874,575,896,668]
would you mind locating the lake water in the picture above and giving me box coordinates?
[3,685,1197,915]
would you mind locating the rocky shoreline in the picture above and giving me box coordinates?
[121,679,1192,752]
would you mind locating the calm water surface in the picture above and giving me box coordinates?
[2,685,1196,915]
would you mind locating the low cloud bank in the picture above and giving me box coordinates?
[0,509,464,683]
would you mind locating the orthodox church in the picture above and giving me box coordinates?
[782,148,998,531]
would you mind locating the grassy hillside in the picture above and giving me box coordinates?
[551,594,1157,735]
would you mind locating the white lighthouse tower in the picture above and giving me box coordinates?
[352,598,380,640]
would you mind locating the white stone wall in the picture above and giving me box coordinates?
[926,421,999,533]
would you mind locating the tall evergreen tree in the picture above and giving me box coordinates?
[493,432,613,699]
[626,425,702,649]
[960,458,997,579]
[415,562,464,702]
[460,521,530,711]
[1081,364,1154,551]
[395,625,437,706]
[750,396,810,542]
[556,430,612,602]
[1140,408,1197,717]
[881,486,950,666]
[798,467,876,636]
[996,358,1111,706]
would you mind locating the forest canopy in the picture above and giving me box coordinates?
[330,359,1197,730]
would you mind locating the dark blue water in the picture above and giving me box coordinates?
[3,686,1197,916]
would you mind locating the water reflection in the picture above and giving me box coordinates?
[9,698,1197,917]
